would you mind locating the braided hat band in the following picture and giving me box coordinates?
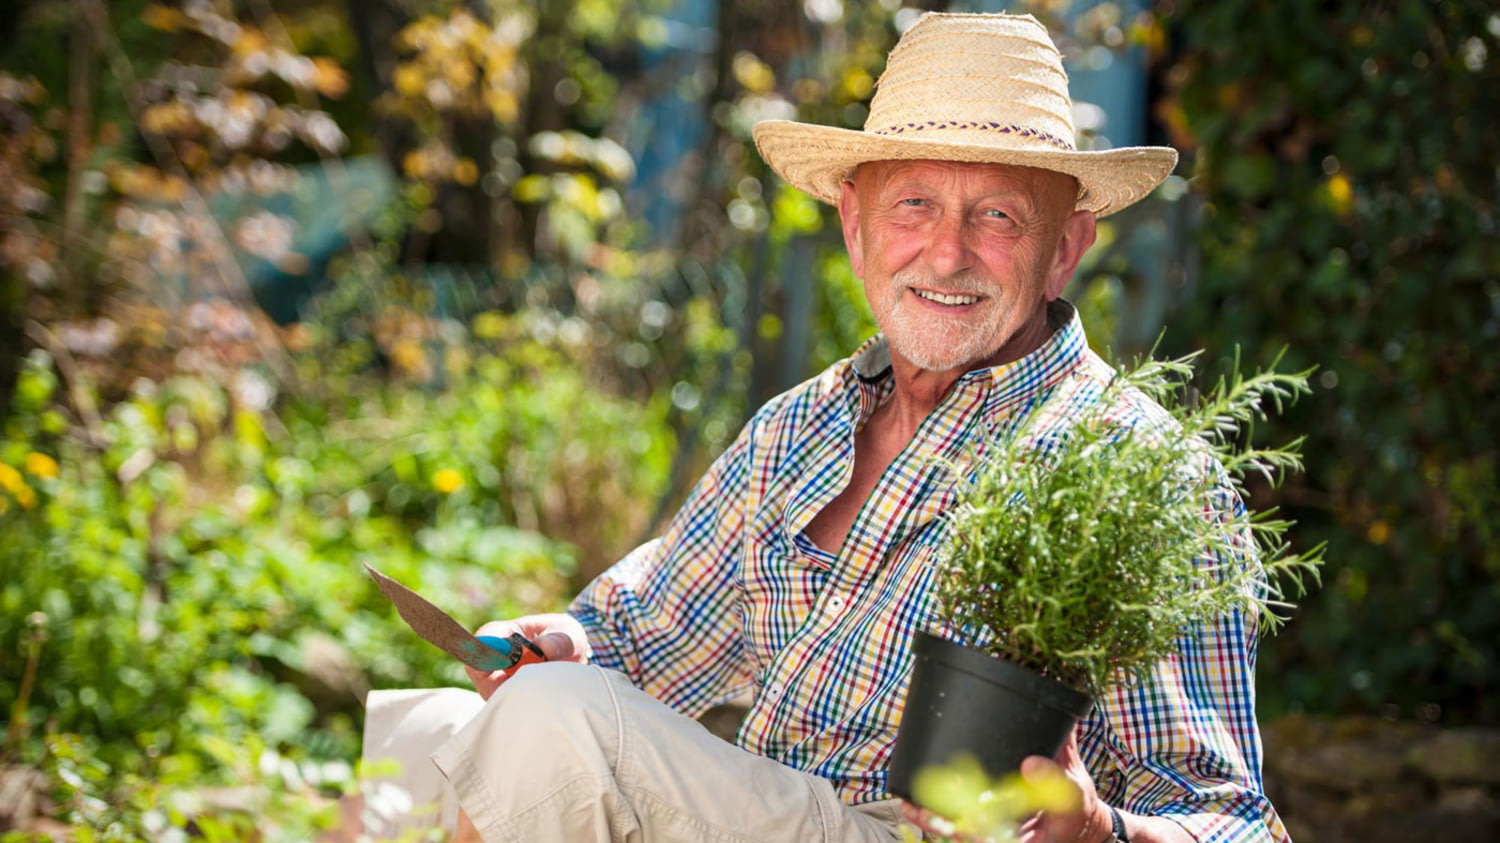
[752,13,1178,217]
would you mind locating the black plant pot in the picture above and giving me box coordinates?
[887,631,1094,803]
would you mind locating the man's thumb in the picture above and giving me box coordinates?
[1021,753,1062,781]
[534,631,579,661]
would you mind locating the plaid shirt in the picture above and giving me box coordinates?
[571,302,1288,842]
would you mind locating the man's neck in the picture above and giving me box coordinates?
[879,364,961,441]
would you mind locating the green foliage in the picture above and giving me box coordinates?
[1159,0,1500,722]
[24,733,351,841]
[904,754,1078,843]
[935,354,1322,697]
[0,304,674,833]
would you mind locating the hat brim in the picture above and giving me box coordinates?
[752,120,1178,218]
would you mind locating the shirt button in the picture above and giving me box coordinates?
[767,684,783,700]
[827,593,846,612]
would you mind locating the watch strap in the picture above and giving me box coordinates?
[1108,805,1129,843]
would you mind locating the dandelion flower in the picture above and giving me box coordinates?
[432,468,464,494]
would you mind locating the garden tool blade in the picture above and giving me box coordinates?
[364,564,523,672]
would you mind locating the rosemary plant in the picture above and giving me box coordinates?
[933,352,1324,698]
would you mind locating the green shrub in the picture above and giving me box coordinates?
[1,304,675,833]
[1160,0,1500,723]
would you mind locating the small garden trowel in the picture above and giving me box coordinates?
[364,563,547,672]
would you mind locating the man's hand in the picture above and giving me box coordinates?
[896,729,1112,843]
[1017,731,1196,843]
[463,613,589,699]
[1015,731,1110,843]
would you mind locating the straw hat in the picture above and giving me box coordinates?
[752,12,1177,217]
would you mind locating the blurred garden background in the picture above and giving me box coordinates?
[0,0,1496,839]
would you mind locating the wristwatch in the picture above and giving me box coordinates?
[1106,805,1130,843]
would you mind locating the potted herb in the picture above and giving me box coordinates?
[887,353,1324,802]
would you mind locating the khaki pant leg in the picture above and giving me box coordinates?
[430,662,913,843]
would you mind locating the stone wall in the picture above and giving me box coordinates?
[1263,716,1500,842]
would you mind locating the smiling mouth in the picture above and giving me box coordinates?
[912,288,982,306]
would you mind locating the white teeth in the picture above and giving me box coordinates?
[914,289,980,306]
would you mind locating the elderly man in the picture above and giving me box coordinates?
[362,12,1285,843]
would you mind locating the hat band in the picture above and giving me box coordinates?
[869,120,1075,151]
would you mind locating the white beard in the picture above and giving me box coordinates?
[879,269,1011,372]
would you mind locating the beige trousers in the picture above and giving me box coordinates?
[361,662,913,843]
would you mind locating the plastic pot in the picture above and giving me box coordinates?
[886,631,1094,803]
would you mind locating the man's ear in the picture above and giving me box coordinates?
[1045,209,1098,300]
[838,178,864,278]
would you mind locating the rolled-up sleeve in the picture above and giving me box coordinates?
[568,425,756,719]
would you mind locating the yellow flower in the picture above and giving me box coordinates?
[472,311,507,340]
[24,452,59,479]
[732,52,776,95]
[232,27,270,58]
[142,3,185,31]
[432,468,465,494]
[841,67,874,101]
[1325,173,1354,216]
[484,89,519,123]
[311,57,350,99]
[0,463,23,495]
[452,157,479,186]
[390,341,429,378]
[0,463,38,510]
[394,64,426,98]
[402,149,429,179]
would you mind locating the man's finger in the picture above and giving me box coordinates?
[463,664,507,700]
[1020,752,1062,780]
[898,801,958,838]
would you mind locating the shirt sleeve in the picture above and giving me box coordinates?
[1079,481,1290,843]
[567,421,756,719]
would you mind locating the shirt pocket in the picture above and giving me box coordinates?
[738,529,828,662]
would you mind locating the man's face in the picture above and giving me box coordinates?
[839,159,1092,374]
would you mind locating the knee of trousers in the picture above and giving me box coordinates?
[474,662,624,769]
[364,686,486,764]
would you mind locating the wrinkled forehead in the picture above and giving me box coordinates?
[850,159,1079,213]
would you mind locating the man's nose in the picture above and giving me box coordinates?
[923,214,975,278]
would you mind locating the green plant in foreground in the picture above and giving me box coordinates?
[904,755,1077,843]
[934,352,1325,698]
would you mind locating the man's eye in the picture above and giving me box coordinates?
[899,198,926,207]
[983,208,1011,220]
